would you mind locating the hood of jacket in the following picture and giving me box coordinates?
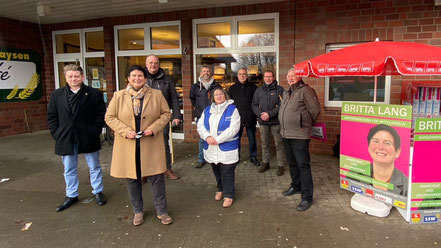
[210,99,235,114]
[288,79,306,94]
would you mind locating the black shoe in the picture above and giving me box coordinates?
[282,187,301,196]
[94,192,107,206]
[56,196,78,212]
[250,157,260,167]
[297,200,312,211]
[195,161,206,168]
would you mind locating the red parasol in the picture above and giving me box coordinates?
[294,40,441,102]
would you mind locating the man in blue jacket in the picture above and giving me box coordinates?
[189,65,222,168]
[47,64,106,212]
[252,70,285,175]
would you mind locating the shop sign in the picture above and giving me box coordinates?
[339,102,412,206]
[410,118,441,224]
[0,48,42,102]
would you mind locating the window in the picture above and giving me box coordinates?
[114,21,183,138]
[151,25,181,50]
[193,13,278,89]
[52,27,106,100]
[238,19,275,47]
[197,22,231,48]
[324,43,391,107]
[195,52,276,89]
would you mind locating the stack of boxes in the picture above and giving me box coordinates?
[414,87,441,116]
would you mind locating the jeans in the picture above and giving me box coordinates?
[127,174,167,215]
[61,144,104,197]
[163,122,172,169]
[211,163,237,199]
[196,117,205,163]
[283,138,313,202]
[237,125,257,158]
[259,124,285,167]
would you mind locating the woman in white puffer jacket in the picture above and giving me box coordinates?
[197,88,241,208]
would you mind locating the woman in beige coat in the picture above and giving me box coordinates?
[105,65,172,226]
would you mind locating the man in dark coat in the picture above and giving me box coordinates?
[189,65,222,168]
[228,68,260,166]
[47,64,106,212]
[146,55,182,180]
[252,70,286,176]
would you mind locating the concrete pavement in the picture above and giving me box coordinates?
[0,131,440,248]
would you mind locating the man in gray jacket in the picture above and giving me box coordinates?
[279,68,320,211]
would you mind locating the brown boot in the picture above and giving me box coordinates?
[164,169,180,180]
[277,166,284,176]
[157,213,173,225]
[258,163,270,173]
[133,212,144,226]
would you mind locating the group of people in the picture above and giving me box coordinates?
[192,66,321,211]
[46,58,321,228]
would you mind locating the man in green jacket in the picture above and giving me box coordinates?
[278,68,321,211]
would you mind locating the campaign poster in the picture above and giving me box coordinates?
[0,48,42,102]
[410,118,441,224]
[340,102,412,210]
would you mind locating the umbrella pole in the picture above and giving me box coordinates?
[374,76,378,104]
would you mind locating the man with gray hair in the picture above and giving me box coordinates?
[279,68,320,211]
[189,65,222,168]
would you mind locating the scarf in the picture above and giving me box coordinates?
[126,84,148,116]
[198,76,214,91]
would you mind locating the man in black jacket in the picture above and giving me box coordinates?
[189,65,222,168]
[146,55,182,180]
[252,70,286,175]
[47,64,106,212]
[228,68,260,166]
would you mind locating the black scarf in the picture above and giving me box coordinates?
[66,85,85,115]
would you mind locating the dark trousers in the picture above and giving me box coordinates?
[162,122,172,169]
[127,140,168,215]
[237,125,257,158]
[126,174,168,215]
[283,138,313,202]
[211,163,237,199]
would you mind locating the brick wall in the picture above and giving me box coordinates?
[295,0,441,154]
[41,1,294,145]
[0,17,47,137]
[9,0,441,154]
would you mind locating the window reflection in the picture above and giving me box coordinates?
[151,25,180,49]
[238,19,275,47]
[118,28,144,50]
[55,33,80,53]
[196,53,276,90]
[328,76,385,102]
[197,22,231,48]
[86,31,104,52]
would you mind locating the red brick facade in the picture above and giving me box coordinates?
[0,17,47,136]
[2,0,441,155]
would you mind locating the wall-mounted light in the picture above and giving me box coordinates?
[37,2,50,17]
[158,0,168,3]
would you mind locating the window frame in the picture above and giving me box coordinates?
[324,43,391,108]
[52,27,104,89]
[114,21,182,91]
[192,13,279,83]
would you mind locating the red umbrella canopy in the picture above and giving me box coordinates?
[294,41,441,77]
